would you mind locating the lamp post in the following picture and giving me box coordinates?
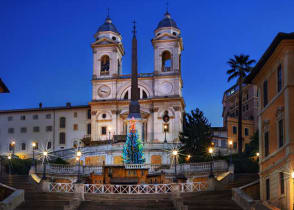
[76,150,82,183]
[32,142,36,173]
[10,141,15,157]
[172,150,178,181]
[208,147,214,178]
[163,124,168,143]
[8,154,11,175]
[108,127,112,144]
[42,151,48,180]
[229,140,233,166]
[186,155,191,163]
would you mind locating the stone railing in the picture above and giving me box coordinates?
[36,163,103,175]
[124,164,149,169]
[46,182,207,194]
[0,183,24,210]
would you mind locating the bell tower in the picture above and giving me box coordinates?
[152,11,183,75]
[91,15,125,79]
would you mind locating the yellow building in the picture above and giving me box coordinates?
[246,32,294,209]
[226,117,255,152]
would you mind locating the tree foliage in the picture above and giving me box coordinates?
[179,108,212,162]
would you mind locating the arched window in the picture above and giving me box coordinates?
[162,51,172,72]
[142,90,147,99]
[123,91,129,100]
[101,55,110,75]
[60,117,66,128]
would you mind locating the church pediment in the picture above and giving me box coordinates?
[120,110,150,119]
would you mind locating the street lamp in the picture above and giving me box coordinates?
[292,171,294,179]
[10,141,15,156]
[32,142,37,173]
[186,155,191,163]
[108,127,112,144]
[76,150,82,183]
[208,147,214,178]
[163,124,168,143]
[8,154,11,175]
[256,152,260,157]
[42,151,48,180]
[229,140,233,165]
[172,149,178,181]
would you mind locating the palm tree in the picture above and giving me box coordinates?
[227,54,255,154]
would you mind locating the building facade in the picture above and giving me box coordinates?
[246,32,294,209]
[0,12,184,165]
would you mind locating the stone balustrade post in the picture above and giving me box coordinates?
[41,180,50,192]
[73,183,85,201]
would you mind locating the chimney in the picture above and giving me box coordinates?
[39,102,42,109]
[66,102,71,108]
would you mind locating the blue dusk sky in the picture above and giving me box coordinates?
[0,0,294,126]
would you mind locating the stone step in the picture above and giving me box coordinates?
[79,201,175,210]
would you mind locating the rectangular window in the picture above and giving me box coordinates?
[21,143,26,150]
[263,80,268,107]
[87,123,91,135]
[280,172,284,194]
[59,132,66,144]
[245,128,249,136]
[20,115,26,120]
[20,127,27,133]
[233,126,237,134]
[8,128,14,134]
[278,119,284,148]
[88,109,91,119]
[60,117,66,128]
[46,114,51,119]
[73,124,78,131]
[33,114,38,120]
[74,112,78,118]
[101,126,107,135]
[277,64,282,92]
[266,178,270,200]
[46,126,52,132]
[8,116,13,121]
[33,126,40,132]
[47,142,52,149]
[264,131,269,157]
[246,104,248,110]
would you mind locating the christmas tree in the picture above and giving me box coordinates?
[122,117,145,164]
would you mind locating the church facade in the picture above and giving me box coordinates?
[0,11,185,165]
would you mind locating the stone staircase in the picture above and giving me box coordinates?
[181,173,259,210]
[0,175,72,210]
[79,194,175,210]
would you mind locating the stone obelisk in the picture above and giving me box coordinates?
[127,21,143,140]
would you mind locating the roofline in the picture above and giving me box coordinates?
[245,32,294,83]
[0,104,90,114]
[0,78,9,93]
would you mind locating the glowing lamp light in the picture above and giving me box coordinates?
[8,155,11,160]
[256,152,260,157]
[108,127,112,131]
[172,150,178,156]
[292,171,294,179]
[43,151,48,157]
[32,142,36,147]
[76,157,80,161]
[11,141,15,146]
[208,147,214,154]
[77,151,82,157]
[229,140,233,146]
[187,155,191,159]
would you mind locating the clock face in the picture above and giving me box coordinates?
[97,85,111,98]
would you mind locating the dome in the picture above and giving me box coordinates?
[156,12,179,30]
[97,16,120,34]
